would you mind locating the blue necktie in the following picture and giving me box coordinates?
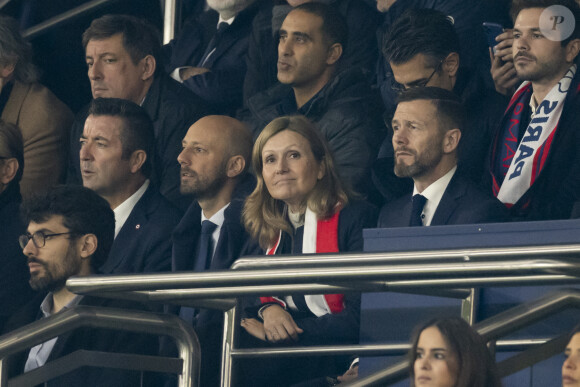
[180,220,218,325]
[410,194,427,226]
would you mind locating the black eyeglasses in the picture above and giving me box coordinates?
[391,60,444,93]
[19,231,75,249]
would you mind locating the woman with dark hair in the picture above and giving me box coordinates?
[410,317,502,387]
[563,324,580,386]
[239,115,376,386]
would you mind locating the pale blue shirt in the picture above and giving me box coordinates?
[24,294,83,371]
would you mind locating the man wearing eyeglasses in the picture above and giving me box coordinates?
[376,8,507,198]
[4,185,157,386]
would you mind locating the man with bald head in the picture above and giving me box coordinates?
[171,115,254,386]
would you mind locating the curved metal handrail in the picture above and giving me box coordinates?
[0,306,200,387]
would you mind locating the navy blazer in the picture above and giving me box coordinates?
[3,293,158,387]
[163,3,262,115]
[379,172,508,227]
[101,184,182,274]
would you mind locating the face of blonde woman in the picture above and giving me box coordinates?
[563,333,580,386]
[414,326,458,387]
[261,130,324,213]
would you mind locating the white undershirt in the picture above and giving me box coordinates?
[412,166,457,226]
[201,202,230,258]
[113,180,150,238]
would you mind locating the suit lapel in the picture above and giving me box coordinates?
[172,203,202,272]
[431,174,465,226]
[102,186,154,274]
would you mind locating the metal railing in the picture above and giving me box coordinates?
[65,243,580,386]
[0,306,200,387]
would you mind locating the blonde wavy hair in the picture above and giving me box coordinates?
[243,115,349,250]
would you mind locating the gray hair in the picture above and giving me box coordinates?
[0,16,39,84]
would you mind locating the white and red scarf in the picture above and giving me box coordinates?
[492,65,577,207]
[260,207,344,317]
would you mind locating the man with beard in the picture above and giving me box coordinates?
[4,185,158,386]
[171,115,254,386]
[379,87,507,227]
[80,98,182,274]
[489,0,580,220]
[163,0,265,115]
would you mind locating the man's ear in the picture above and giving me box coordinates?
[79,233,98,259]
[443,52,460,78]
[0,158,18,184]
[565,39,580,63]
[140,55,156,81]
[129,150,147,174]
[226,155,246,178]
[443,128,461,154]
[326,43,343,66]
[0,63,15,79]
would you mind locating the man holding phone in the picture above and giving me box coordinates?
[488,0,580,220]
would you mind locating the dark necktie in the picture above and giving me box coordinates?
[194,220,218,272]
[198,22,229,66]
[180,220,218,325]
[409,194,427,226]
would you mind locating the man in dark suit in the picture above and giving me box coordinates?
[163,0,264,115]
[379,87,507,227]
[4,185,157,386]
[80,98,181,274]
[67,14,209,210]
[172,115,254,386]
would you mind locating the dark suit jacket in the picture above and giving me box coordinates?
[2,293,158,387]
[379,172,508,227]
[101,184,182,274]
[163,2,262,115]
[67,74,209,211]
[171,186,252,387]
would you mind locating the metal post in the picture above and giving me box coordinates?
[163,0,178,44]
[461,288,479,324]
[221,305,238,387]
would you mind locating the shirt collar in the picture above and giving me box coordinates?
[113,180,150,238]
[218,15,235,27]
[40,292,84,318]
[201,202,230,228]
[413,166,457,226]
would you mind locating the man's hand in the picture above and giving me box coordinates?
[490,47,519,96]
[493,29,514,62]
[261,304,304,343]
[241,318,267,341]
[179,66,210,81]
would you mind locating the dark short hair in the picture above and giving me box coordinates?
[409,317,502,387]
[510,0,580,46]
[0,119,24,184]
[293,2,348,52]
[82,14,162,76]
[0,15,38,83]
[87,98,155,178]
[383,8,460,69]
[396,87,465,133]
[21,185,115,271]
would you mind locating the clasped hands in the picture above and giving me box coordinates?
[241,304,304,344]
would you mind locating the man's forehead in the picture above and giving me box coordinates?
[514,7,543,29]
[282,10,323,35]
[28,215,67,232]
[86,33,127,53]
[394,100,435,121]
[83,115,123,138]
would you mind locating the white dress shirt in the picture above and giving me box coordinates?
[412,166,457,226]
[113,180,149,238]
[201,202,230,258]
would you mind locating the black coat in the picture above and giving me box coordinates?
[2,293,158,387]
[0,183,35,331]
[102,184,182,274]
[67,74,210,210]
[163,2,264,115]
[379,172,508,227]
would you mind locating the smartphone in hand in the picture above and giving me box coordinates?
[483,22,504,53]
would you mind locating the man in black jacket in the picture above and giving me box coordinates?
[4,185,157,386]
[241,3,385,202]
[172,115,254,386]
[67,15,209,210]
